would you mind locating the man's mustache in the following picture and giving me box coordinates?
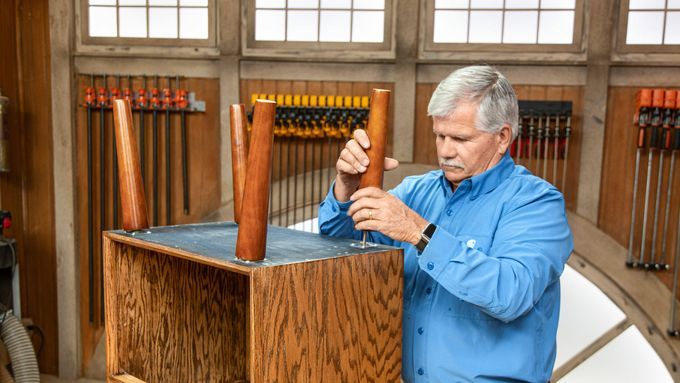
[439,158,465,170]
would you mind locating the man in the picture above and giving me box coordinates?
[318,66,573,382]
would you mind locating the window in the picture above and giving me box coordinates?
[423,0,583,53]
[245,0,394,55]
[623,0,680,45]
[83,0,214,46]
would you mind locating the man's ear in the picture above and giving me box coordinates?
[497,124,512,154]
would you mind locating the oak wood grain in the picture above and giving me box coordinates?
[105,239,249,382]
[105,225,403,382]
[250,249,403,382]
[110,373,147,383]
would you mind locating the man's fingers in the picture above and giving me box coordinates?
[384,157,399,171]
[347,196,384,216]
[353,129,370,149]
[338,148,366,174]
[350,186,386,202]
[355,220,378,232]
[346,139,370,168]
[336,158,359,175]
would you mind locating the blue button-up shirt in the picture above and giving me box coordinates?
[318,152,573,382]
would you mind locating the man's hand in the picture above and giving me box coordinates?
[347,187,429,245]
[334,129,399,202]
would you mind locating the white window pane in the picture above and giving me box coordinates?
[149,0,177,5]
[180,0,208,5]
[89,6,117,37]
[351,11,384,42]
[119,7,147,38]
[503,11,537,43]
[470,0,503,9]
[506,0,539,8]
[150,7,178,38]
[435,0,468,8]
[353,0,384,10]
[288,0,319,8]
[119,0,146,4]
[179,7,209,39]
[670,0,680,9]
[89,0,115,5]
[321,0,351,8]
[626,11,664,44]
[287,10,319,41]
[256,0,285,8]
[255,10,285,40]
[538,10,574,43]
[665,12,680,43]
[469,10,502,43]
[540,0,575,9]
[629,0,665,10]
[319,10,351,41]
[433,10,468,42]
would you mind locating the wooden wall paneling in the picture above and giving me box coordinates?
[413,83,437,165]
[561,86,584,211]
[598,87,680,292]
[0,0,59,373]
[76,75,221,371]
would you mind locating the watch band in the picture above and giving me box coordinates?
[415,223,437,253]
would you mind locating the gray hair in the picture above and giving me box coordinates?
[427,66,519,139]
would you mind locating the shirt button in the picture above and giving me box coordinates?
[417,368,424,376]
[418,327,424,335]
[446,209,453,216]
[425,287,432,295]
[427,262,434,270]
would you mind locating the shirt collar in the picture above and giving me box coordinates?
[438,151,516,200]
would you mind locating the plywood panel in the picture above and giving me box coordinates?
[599,87,680,292]
[250,250,403,382]
[76,75,221,371]
[413,83,583,209]
[104,238,249,382]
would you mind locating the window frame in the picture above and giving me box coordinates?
[79,0,217,48]
[242,0,396,59]
[421,0,585,54]
[616,0,680,54]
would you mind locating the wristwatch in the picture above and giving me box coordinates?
[415,223,437,253]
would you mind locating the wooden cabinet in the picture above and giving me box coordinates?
[103,222,403,382]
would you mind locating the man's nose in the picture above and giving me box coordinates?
[439,137,458,157]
